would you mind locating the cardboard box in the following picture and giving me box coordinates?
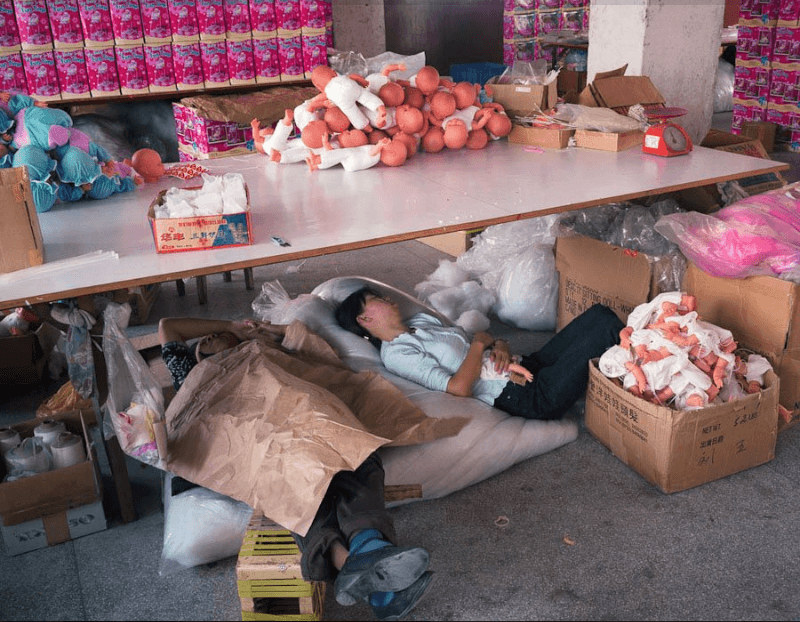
[683,263,800,433]
[586,359,779,493]
[418,228,483,257]
[555,235,675,331]
[740,121,777,152]
[573,129,645,152]
[486,78,558,118]
[508,124,575,149]
[78,283,161,326]
[0,412,106,555]
[577,68,666,117]
[700,129,785,196]
[0,321,61,384]
[173,101,255,159]
[148,186,253,253]
[0,166,44,274]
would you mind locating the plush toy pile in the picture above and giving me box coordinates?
[250,63,514,172]
[0,92,140,212]
[598,292,782,413]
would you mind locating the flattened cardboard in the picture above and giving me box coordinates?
[586,360,779,493]
[589,75,665,110]
[508,124,575,149]
[573,129,645,152]
[0,166,44,274]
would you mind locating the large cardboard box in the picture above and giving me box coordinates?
[0,166,44,274]
[586,360,779,494]
[486,78,558,118]
[700,129,785,196]
[0,321,61,384]
[683,264,800,432]
[577,67,666,116]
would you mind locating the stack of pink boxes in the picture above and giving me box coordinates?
[734,0,800,151]
[0,0,332,101]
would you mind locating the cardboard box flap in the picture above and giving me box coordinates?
[0,166,44,274]
[594,64,628,81]
[590,76,666,109]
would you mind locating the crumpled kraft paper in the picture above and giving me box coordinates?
[179,86,320,125]
[165,321,467,536]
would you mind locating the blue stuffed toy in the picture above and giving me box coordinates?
[56,145,136,202]
[12,144,59,212]
[54,127,113,164]
[2,93,73,152]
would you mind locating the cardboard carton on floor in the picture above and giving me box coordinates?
[585,360,779,493]
[683,263,800,433]
[0,166,44,274]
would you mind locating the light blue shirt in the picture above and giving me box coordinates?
[380,313,507,406]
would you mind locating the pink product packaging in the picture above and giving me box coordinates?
[196,0,224,38]
[249,0,276,35]
[143,42,175,89]
[779,0,800,22]
[54,47,90,97]
[46,0,84,47]
[223,0,250,36]
[299,0,323,29]
[252,35,279,82]
[172,40,203,87]
[536,0,560,10]
[109,0,144,44]
[561,0,587,8]
[740,0,780,22]
[199,39,228,85]
[14,0,52,49]
[21,50,60,98]
[502,13,514,40]
[0,52,27,92]
[167,0,199,40]
[300,29,323,75]
[226,37,254,83]
[512,12,536,38]
[537,10,560,35]
[325,20,331,47]
[277,32,301,79]
[772,26,800,65]
[140,0,172,42]
[560,8,584,32]
[84,45,120,94]
[79,0,115,47]
[275,0,299,30]
[116,43,148,92]
[0,0,21,49]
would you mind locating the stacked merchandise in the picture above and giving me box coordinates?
[733,0,800,151]
[501,0,589,68]
[0,0,331,102]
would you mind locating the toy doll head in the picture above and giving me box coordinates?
[131,148,165,182]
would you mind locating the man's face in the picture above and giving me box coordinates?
[195,331,239,361]
[357,294,401,329]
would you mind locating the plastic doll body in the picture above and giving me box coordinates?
[480,351,534,384]
[306,137,390,172]
[309,65,386,131]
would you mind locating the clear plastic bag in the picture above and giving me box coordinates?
[494,244,558,331]
[327,49,369,76]
[713,58,735,114]
[251,279,329,325]
[551,103,644,133]
[493,58,553,85]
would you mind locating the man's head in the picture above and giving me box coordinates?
[335,287,397,349]
[194,331,240,362]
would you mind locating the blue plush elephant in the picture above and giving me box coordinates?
[6,93,72,152]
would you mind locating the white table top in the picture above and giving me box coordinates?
[0,139,787,308]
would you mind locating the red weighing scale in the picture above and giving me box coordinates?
[641,107,693,157]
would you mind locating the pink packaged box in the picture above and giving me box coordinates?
[768,67,795,107]
[561,0,587,8]
[0,0,21,50]
[325,20,331,47]
[172,40,203,87]
[779,0,800,23]
[511,11,536,38]
[140,0,172,42]
[21,50,61,99]
[109,0,144,44]
[84,45,120,95]
[79,0,115,47]
[199,39,228,86]
[740,0,780,23]
[143,42,175,90]
[54,47,90,98]
[536,0,559,10]
[0,52,27,92]
[275,0,299,31]
[46,0,84,48]
[560,8,584,32]
[249,0,276,36]
[277,31,301,80]
[14,0,53,50]
[773,26,800,66]
[299,0,323,29]
[537,9,560,35]
[196,0,224,39]
[223,0,250,37]
[167,0,199,41]
[115,43,148,93]
[226,37,254,84]
[252,35,279,83]
[300,29,324,76]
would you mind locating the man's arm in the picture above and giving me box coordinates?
[158,317,284,345]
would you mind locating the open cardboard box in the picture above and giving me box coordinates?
[508,124,575,149]
[0,321,61,385]
[573,129,645,152]
[486,77,559,119]
[0,166,44,274]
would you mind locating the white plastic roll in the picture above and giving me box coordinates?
[50,432,86,469]
[6,438,50,474]
[33,419,67,448]
[0,427,20,455]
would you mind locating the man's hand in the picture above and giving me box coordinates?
[230,319,285,342]
[490,340,511,373]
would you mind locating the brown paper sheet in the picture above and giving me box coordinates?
[179,86,320,125]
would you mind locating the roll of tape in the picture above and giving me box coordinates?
[6,438,50,474]
[0,427,20,455]
[50,432,86,469]
[34,419,67,448]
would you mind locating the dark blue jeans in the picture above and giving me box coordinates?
[494,304,624,420]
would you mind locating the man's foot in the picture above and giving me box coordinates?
[370,571,435,621]
[333,545,430,606]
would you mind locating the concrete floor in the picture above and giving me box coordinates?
[2,119,800,621]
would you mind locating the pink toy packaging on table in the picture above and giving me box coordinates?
[0,52,28,93]
[772,26,800,66]
[14,0,53,50]
[253,36,279,83]
[172,40,203,88]
[196,0,224,39]
[21,50,61,100]
[249,0,276,36]
[0,0,21,50]
[116,43,148,93]
[167,0,199,41]
[226,37,255,84]
[277,31,302,80]
[275,0,299,30]
[54,47,90,98]
[109,0,145,45]
[301,29,325,76]
[143,41,176,90]
[140,0,172,43]
[84,45,121,95]
[46,0,84,48]
[299,0,324,29]
[79,0,115,47]
[223,0,251,38]
[199,39,228,86]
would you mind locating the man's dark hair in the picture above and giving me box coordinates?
[335,287,383,349]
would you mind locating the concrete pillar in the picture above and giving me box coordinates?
[331,0,386,58]
[587,0,726,144]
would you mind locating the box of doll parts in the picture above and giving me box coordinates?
[148,179,252,253]
[236,514,326,621]
[585,359,779,494]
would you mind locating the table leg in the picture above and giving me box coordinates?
[196,275,207,305]
[244,267,254,290]
[223,271,232,282]
[175,279,185,297]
